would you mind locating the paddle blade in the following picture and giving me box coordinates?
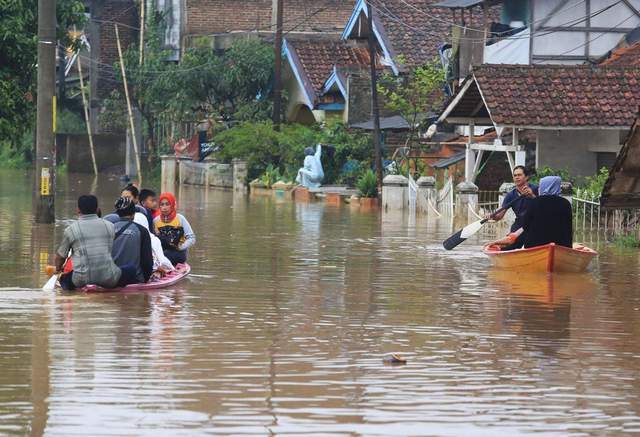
[442,219,486,250]
[42,273,58,291]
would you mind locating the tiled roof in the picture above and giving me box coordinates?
[472,64,640,127]
[289,40,371,94]
[371,0,500,68]
[374,0,453,67]
[601,42,640,67]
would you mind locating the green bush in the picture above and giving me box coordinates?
[612,234,640,248]
[357,169,378,198]
[530,166,575,185]
[214,121,372,184]
[258,164,281,188]
[581,167,609,196]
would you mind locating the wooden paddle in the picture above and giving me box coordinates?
[42,269,59,291]
[42,251,70,291]
[442,195,522,251]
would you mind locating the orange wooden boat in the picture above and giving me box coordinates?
[483,243,597,273]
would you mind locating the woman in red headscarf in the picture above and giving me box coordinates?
[153,192,196,266]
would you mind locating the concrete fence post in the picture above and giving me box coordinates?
[455,181,479,224]
[382,175,408,211]
[160,155,177,193]
[233,159,248,193]
[416,176,436,215]
[498,182,515,228]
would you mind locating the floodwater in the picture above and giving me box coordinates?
[1,170,640,436]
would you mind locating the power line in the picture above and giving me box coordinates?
[533,11,637,64]
[368,0,622,43]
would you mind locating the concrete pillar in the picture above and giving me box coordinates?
[456,181,479,224]
[382,175,408,211]
[232,159,248,193]
[160,155,177,193]
[498,182,516,228]
[416,176,436,215]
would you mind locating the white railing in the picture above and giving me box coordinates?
[573,189,640,237]
[437,176,454,216]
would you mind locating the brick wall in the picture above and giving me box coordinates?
[90,0,139,99]
[185,0,355,36]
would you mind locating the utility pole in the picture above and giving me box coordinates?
[58,45,65,111]
[366,1,384,190]
[272,0,284,130]
[36,0,57,223]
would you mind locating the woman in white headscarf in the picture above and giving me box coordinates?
[134,212,175,272]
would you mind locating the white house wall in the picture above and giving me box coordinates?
[537,129,622,176]
[484,28,530,64]
[531,0,640,63]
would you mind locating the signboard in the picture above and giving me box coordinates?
[41,167,50,196]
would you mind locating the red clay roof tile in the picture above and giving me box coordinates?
[471,64,640,127]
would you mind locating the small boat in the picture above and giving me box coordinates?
[483,243,597,273]
[78,263,191,292]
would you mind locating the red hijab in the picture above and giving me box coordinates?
[159,192,177,223]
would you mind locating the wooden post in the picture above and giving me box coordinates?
[366,0,384,190]
[35,0,56,223]
[139,0,145,66]
[115,24,142,183]
[75,29,98,175]
[272,0,284,130]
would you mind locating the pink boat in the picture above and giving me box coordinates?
[77,263,191,292]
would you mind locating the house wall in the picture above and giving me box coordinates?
[531,0,640,63]
[184,0,355,36]
[537,129,622,177]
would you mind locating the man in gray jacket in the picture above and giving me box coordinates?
[56,196,124,290]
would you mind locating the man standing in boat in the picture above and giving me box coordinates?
[488,165,538,250]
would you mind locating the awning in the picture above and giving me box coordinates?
[351,115,410,131]
[431,151,466,169]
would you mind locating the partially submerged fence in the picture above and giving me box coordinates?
[573,189,640,238]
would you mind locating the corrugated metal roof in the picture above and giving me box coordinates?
[350,115,410,130]
[431,151,466,169]
[432,0,485,9]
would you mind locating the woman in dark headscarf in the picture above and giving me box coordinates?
[487,176,573,250]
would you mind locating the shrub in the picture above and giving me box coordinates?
[530,166,575,185]
[612,234,640,248]
[214,121,372,184]
[581,167,609,196]
[357,169,378,198]
[258,164,281,188]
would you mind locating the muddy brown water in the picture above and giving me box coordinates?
[1,170,640,435]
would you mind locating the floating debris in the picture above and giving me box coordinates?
[383,354,407,365]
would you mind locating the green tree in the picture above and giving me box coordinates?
[0,0,85,161]
[377,58,445,148]
[177,38,275,120]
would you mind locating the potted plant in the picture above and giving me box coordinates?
[356,169,379,208]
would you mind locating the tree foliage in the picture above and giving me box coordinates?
[377,58,445,146]
[214,121,372,183]
[176,38,274,120]
[0,0,85,158]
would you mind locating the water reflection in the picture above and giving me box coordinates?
[1,170,640,434]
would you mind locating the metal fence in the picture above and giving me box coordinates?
[573,189,640,238]
[153,115,198,154]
